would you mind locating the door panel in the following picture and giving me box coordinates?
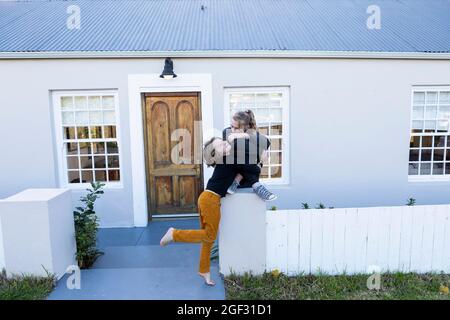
[151,101,171,165]
[143,93,203,217]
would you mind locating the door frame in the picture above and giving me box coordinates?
[142,92,204,219]
[128,74,214,226]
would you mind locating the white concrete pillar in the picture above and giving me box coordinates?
[0,189,77,279]
[219,188,266,276]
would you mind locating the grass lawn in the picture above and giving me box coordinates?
[225,272,450,300]
[0,270,56,300]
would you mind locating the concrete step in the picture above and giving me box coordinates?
[48,266,225,300]
[93,244,218,269]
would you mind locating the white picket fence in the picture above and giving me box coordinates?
[266,205,450,275]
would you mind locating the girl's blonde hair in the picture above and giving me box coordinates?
[203,137,221,167]
[232,110,257,132]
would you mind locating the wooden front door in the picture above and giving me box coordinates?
[143,92,203,217]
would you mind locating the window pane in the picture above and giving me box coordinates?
[257,108,282,123]
[426,92,438,104]
[424,120,436,132]
[93,156,106,169]
[420,163,431,175]
[271,166,282,178]
[412,106,424,119]
[80,156,92,169]
[422,136,432,147]
[66,156,79,170]
[440,92,450,104]
[446,163,450,174]
[410,136,420,148]
[102,96,115,109]
[425,106,437,119]
[93,142,105,154]
[108,170,120,181]
[421,149,432,161]
[104,126,117,138]
[255,93,271,108]
[434,135,445,147]
[434,149,444,161]
[409,163,419,175]
[270,124,282,136]
[74,96,87,109]
[409,149,419,161]
[89,111,102,125]
[413,92,425,105]
[66,142,78,155]
[271,138,282,150]
[104,111,116,124]
[258,126,269,135]
[412,120,423,133]
[61,96,73,109]
[438,106,450,119]
[75,111,89,125]
[108,155,120,168]
[437,120,449,132]
[79,142,91,154]
[88,96,101,109]
[68,171,80,184]
[63,127,76,140]
[62,112,74,125]
[271,152,282,166]
[107,142,119,154]
[81,170,93,183]
[433,163,444,175]
[95,170,107,182]
[77,126,89,139]
[90,126,102,139]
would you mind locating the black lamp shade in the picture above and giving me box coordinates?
[160,58,177,78]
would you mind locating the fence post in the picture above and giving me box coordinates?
[218,188,267,276]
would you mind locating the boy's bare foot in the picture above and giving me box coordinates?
[160,227,174,246]
[198,272,216,286]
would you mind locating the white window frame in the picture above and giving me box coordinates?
[224,86,290,185]
[52,90,123,189]
[408,86,450,182]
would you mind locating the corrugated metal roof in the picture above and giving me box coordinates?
[0,0,449,53]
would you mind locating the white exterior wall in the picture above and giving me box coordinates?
[0,58,450,226]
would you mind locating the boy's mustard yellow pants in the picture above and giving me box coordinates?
[172,190,221,274]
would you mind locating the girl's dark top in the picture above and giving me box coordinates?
[206,164,237,197]
[222,127,271,165]
[222,127,271,187]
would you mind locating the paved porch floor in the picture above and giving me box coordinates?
[48,218,225,300]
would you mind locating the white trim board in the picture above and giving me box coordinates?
[1,50,450,60]
[128,74,214,227]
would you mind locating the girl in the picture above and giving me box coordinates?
[159,135,240,286]
[223,110,277,201]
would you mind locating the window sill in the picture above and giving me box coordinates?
[62,182,124,190]
[408,176,450,183]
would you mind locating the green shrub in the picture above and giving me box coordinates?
[74,182,104,269]
[316,203,326,209]
[406,198,416,206]
[301,203,310,209]
[270,206,277,211]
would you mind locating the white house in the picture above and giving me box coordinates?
[0,0,449,228]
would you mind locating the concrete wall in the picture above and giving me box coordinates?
[0,189,77,279]
[0,57,449,226]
